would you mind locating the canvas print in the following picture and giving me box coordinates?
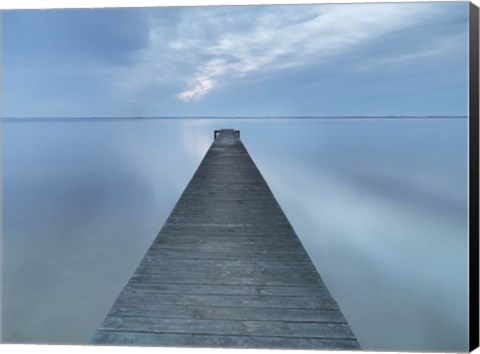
[1,1,477,352]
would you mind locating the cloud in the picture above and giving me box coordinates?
[163,3,446,100]
[111,2,465,105]
[358,31,467,70]
[177,77,215,101]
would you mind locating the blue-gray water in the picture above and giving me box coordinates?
[2,118,468,351]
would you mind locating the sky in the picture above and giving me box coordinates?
[2,1,470,117]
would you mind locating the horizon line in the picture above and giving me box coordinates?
[1,115,469,122]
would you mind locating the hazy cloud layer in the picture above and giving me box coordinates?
[3,2,468,116]
[117,3,465,100]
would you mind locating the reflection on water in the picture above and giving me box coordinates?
[2,118,468,351]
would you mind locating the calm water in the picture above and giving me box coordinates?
[2,118,468,351]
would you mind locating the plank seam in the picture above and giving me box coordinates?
[96,329,358,341]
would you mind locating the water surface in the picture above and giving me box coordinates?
[2,118,468,351]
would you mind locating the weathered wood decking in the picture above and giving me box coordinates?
[92,129,360,349]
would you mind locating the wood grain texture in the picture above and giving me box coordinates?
[91,129,360,349]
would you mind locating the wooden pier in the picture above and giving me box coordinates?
[92,129,360,349]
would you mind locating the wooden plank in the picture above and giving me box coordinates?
[124,282,326,296]
[92,331,360,349]
[159,224,297,235]
[158,230,295,237]
[113,291,340,310]
[128,272,324,287]
[146,245,309,257]
[139,258,316,270]
[92,129,360,349]
[147,243,306,253]
[99,316,356,339]
[143,248,312,262]
[135,266,320,278]
[160,223,290,230]
[154,238,303,246]
[107,304,345,322]
[158,235,300,243]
